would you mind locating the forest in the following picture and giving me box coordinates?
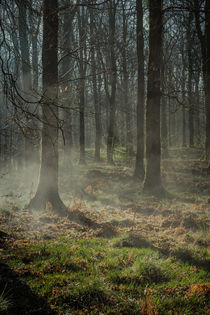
[0,0,209,314]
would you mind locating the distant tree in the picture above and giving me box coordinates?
[206,0,210,161]
[28,0,67,215]
[187,10,194,147]
[16,0,33,167]
[143,0,164,194]
[90,7,102,162]
[121,0,133,156]
[134,0,145,178]
[193,0,210,158]
[106,0,117,164]
[78,6,87,165]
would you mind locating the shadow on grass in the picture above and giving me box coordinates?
[110,264,169,287]
[169,248,210,273]
[114,233,155,250]
[0,262,55,315]
[113,232,209,273]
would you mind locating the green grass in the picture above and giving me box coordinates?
[1,235,209,314]
[0,288,11,313]
[0,147,210,314]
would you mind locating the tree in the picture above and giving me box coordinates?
[121,0,133,156]
[78,6,87,165]
[187,10,194,147]
[90,7,102,162]
[143,0,164,194]
[134,0,145,178]
[28,0,67,215]
[193,0,210,158]
[17,0,33,167]
[206,0,210,161]
[106,0,117,164]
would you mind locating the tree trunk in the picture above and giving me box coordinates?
[161,96,168,158]
[28,0,67,216]
[17,0,33,167]
[78,7,86,164]
[90,9,102,162]
[134,0,145,178]
[122,3,133,156]
[206,0,210,160]
[161,58,168,158]
[181,49,187,147]
[143,0,164,194]
[187,11,194,147]
[182,99,186,147]
[61,4,76,165]
[107,0,117,164]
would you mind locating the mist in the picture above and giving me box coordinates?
[0,0,209,314]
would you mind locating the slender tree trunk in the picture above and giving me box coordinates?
[182,52,187,147]
[29,6,39,92]
[187,11,194,147]
[134,0,145,178]
[28,0,67,215]
[17,0,33,167]
[182,99,186,147]
[78,7,86,164]
[194,0,209,156]
[206,0,210,160]
[143,0,164,194]
[161,59,168,158]
[29,2,40,164]
[194,73,200,145]
[107,1,117,164]
[168,98,172,147]
[90,10,102,162]
[122,3,133,155]
[11,27,24,168]
[61,4,76,165]
[161,96,168,157]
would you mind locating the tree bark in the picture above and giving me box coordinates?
[122,2,133,156]
[187,11,194,147]
[28,0,67,216]
[90,9,102,162]
[107,0,117,164]
[181,44,187,147]
[78,7,87,164]
[17,0,33,167]
[143,0,164,194]
[206,0,210,160]
[160,58,168,158]
[60,3,76,164]
[134,0,145,178]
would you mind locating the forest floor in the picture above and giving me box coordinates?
[0,147,209,314]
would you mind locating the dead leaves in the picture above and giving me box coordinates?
[185,283,210,297]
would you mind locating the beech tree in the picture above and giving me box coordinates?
[134,0,145,178]
[17,0,33,167]
[143,0,163,194]
[206,0,210,161]
[106,0,117,164]
[28,0,67,215]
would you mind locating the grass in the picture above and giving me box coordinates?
[1,236,209,314]
[0,287,11,313]
[0,147,209,314]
